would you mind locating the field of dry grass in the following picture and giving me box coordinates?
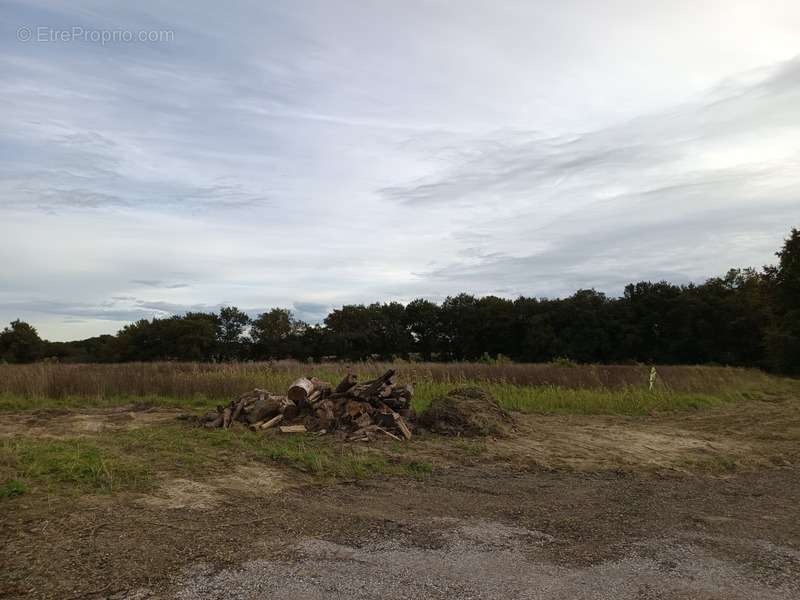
[0,360,782,395]
[1,361,794,415]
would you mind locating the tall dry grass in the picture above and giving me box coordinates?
[0,361,788,401]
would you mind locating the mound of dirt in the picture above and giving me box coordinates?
[418,387,515,437]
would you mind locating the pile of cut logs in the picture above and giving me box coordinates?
[199,369,414,442]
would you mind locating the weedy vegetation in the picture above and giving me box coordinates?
[0,424,433,498]
[1,361,794,414]
[1,361,797,500]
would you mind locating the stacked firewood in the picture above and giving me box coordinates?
[199,369,414,441]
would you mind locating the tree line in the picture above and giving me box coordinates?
[2,228,798,373]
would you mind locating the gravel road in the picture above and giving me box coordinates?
[162,519,799,600]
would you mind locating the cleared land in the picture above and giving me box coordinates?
[1,362,799,599]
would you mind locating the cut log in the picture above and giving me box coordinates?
[334,373,358,394]
[246,395,289,424]
[347,424,378,442]
[230,398,246,423]
[195,368,413,440]
[354,369,396,402]
[309,377,332,395]
[315,399,336,430]
[391,383,414,400]
[376,427,402,442]
[222,406,233,428]
[279,424,307,434]
[383,396,409,411]
[287,377,315,404]
[201,410,219,422]
[345,400,369,418]
[393,413,413,440]
[236,390,259,405]
[279,397,298,421]
[355,412,373,429]
[204,414,223,428]
[259,414,283,430]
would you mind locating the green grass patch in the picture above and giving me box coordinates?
[2,362,797,417]
[2,372,792,424]
[0,392,212,412]
[0,437,151,495]
[0,478,27,497]
[0,423,433,500]
[0,382,779,417]
[410,381,754,415]
[451,438,488,456]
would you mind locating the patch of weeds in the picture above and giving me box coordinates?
[0,437,151,497]
[681,455,739,474]
[255,435,424,480]
[0,393,214,413]
[550,357,579,368]
[404,460,433,478]
[257,436,327,474]
[0,478,27,498]
[452,439,487,456]
[340,451,393,479]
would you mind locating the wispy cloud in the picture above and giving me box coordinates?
[381,57,800,296]
[0,1,798,339]
[130,280,189,289]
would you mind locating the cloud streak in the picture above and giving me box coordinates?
[0,1,798,340]
[382,57,800,296]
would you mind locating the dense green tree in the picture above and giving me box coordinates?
[0,319,43,363]
[405,299,442,360]
[250,308,304,359]
[774,228,800,301]
[475,296,516,359]
[371,302,413,359]
[324,304,374,360]
[217,306,251,360]
[554,290,616,362]
[114,313,219,361]
[44,334,117,362]
[439,294,481,360]
[766,229,800,373]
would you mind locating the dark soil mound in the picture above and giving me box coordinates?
[418,387,514,437]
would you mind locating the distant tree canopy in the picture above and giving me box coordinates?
[4,228,799,373]
[0,319,44,363]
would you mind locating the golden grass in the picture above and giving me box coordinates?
[1,361,796,416]
[0,361,787,399]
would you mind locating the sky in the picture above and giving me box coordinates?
[1,0,799,341]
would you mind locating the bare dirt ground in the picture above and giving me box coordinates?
[2,397,800,599]
[0,406,185,439]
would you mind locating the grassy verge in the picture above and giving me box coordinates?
[2,380,788,417]
[0,424,432,500]
[421,384,768,415]
[0,392,212,412]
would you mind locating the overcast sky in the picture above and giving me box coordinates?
[1,1,799,341]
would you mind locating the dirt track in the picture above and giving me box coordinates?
[2,398,800,598]
[4,465,799,599]
[164,471,800,600]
